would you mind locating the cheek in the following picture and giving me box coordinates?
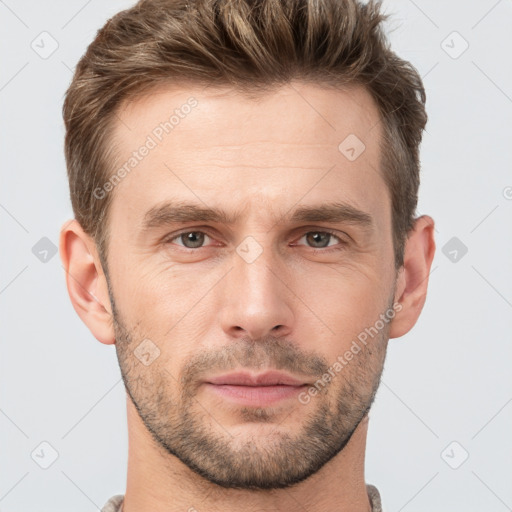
[294,267,390,352]
[109,253,186,321]
[118,269,216,360]
[305,263,386,309]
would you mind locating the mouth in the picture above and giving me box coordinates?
[203,370,309,407]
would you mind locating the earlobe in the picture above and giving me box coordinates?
[389,215,436,339]
[59,219,115,345]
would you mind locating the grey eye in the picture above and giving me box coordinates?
[178,231,206,248]
[305,232,335,248]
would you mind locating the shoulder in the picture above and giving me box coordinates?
[366,483,383,512]
[100,494,125,512]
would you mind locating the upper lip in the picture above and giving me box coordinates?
[205,370,307,387]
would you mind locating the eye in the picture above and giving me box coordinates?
[296,231,345,249]
[169,231,212,249]
[164,229,346,253]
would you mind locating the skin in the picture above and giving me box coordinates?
[60,81,435,512]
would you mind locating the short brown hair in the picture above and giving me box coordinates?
[63,0,427,270]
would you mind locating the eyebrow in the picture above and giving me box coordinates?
[142,201,239,229]
[290,203,374,230]
[142,200,374,233]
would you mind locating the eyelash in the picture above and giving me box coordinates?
[165,229,348,253]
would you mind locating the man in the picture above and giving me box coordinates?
[59,0,435,510]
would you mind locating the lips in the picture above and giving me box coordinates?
[204,371,308,407]
[205,370,307,387]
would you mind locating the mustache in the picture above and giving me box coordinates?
[180,335,330,393]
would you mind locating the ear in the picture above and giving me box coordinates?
[389,215,436,339]
[59,219,115,345]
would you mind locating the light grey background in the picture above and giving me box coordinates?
[1,1,511,511]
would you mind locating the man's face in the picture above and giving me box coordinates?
[105,82,397,489]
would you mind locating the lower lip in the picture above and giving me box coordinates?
[204,383,307,407]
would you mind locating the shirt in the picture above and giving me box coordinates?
[100,483,383,511]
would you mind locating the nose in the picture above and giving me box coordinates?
[219,246,294,341]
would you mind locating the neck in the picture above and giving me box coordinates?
[122,397,373,512]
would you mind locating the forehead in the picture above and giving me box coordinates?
[107,81,387,230]
[113,81,381,155]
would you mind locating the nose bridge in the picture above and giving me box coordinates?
[235,240,279,299]
[220,238,294,340]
